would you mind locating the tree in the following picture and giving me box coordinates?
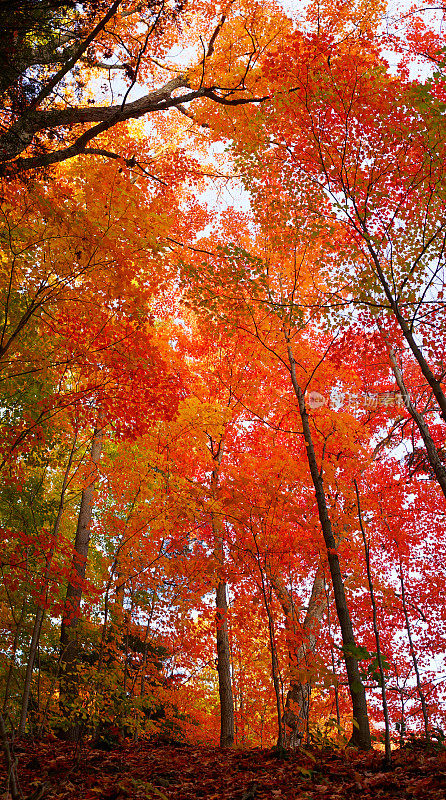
[272,564,326,747]
[59,420,103,739]
[0,0,287,176]
[3,0,446,751]
[210,439,235,748]
[180,226,375,747]
[229,9,446,497]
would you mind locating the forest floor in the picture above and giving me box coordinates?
[2,736,446,800]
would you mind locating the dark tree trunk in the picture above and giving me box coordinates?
[211,439,235,747]
[215,580,235,747]
[287,344,371,750]
[354,480,392,765]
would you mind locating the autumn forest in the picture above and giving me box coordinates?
[1,0,446,792]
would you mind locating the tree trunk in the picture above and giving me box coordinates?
[19,606,44,736]
[354,480,392,765]
[287,344,371,750]
[365,241,446,422]
[0,713,21,800]
[325,583,341,727]
[398,555,429,736]
[210,438,235,748]
[253,538,284,748]
[2,600,26,715]
[19,430,78,735]
[215,580,235,747]
[59,423,102,740]
[269,564,326,747]
[384,341,446,499]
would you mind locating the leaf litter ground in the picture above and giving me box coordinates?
[2,738,446,799]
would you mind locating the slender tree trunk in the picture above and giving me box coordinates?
[19,430,78,735]
[2,600,26,714]
[394,667,407,747]
[19,606,44,736]
[269,564,326,747]
[384,343,446,499]
[325,583,341,727]
[237,644,245,745]
[354,480,392,765]
[398,556,429,736]
[60,423,102,740]
[210,438,235,748]
[215,579,234,747]
[366,240,446,422]
[287,344,371,750]
[0,713,21,800]
[253,536,284,748]
[140,620,151,699]
[266,599,284,749]
[122,588,134,696]
[97,562,125,673]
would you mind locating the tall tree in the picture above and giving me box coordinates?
[181,228,374,747]
[228,8,446,496]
